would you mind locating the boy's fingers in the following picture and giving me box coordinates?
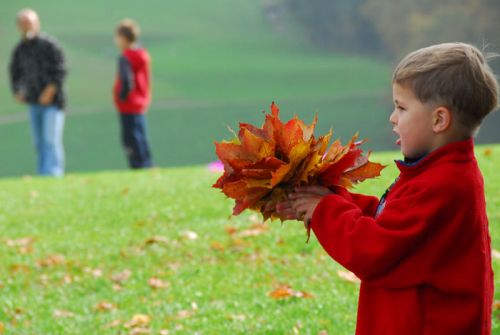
[295,186,332,196]
[289,193,321,200]
[279,209,298,220]
[276,201,293,211]
[264,202,275,212]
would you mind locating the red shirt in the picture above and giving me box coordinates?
[311,139,493,335]
[113,48,151,114]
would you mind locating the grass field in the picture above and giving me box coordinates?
[1,0,499,178]
[0,145,499,334]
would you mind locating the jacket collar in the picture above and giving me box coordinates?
[395,138,475,177]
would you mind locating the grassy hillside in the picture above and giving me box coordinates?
[0,146,499,334]
[0,0,499,179]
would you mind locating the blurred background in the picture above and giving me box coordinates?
[0,0,499,178]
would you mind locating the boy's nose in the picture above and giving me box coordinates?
[389,110,397,125]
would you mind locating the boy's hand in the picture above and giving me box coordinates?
[15,93,26,103]
[289,186,333,227]
[275,200,300,221]
[38,84,57,105]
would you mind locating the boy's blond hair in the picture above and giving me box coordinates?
[393,42,499,131]
[116,19,140,43]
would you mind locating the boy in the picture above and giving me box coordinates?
[114,19,153,169]
[277,43,498,334]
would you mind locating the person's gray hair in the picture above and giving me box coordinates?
[16,8,39,23]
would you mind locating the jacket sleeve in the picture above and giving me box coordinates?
[9,46,21,94]
[118,56,134,101]
[45,39,67,88]
[310,185,442,280]
[333,186,380,217]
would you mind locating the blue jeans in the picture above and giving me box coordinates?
[29,104,65,176]
[119,113,153,169]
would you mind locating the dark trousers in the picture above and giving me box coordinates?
[119,113,153,169]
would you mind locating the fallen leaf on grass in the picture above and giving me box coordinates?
[337,270,360,284]
[484,148,493,157]
[268,285,313,299]
[249,214,263,225]
[159,330,170,335]
[176,310,194,319]
[37,254,65,267]
[0,322,4,334]
[124,314,151,329]
[224,226,238,235]
[53,309,74,318]
[10,264,30,274]
[238,224,268,238]
[180,230,198,240]
[210,242,225,251]
[144,236,169,246]
[95,301,117,312]
[62,274,74,285]
[5,237,35,248]
[104,319,122,328]
[493,300,500,310]
[5,237,36,254]
[148,277,169,289]
[318,331,329,335]
[84,267,103,278]
[112,269,132,284]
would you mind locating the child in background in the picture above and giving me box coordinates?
[114,19,153,169]
[277,43,498,334]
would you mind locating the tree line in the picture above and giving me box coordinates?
[282,0,500,59]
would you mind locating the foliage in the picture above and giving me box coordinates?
[214,103,384,219]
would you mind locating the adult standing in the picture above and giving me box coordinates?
[9,9,67,176]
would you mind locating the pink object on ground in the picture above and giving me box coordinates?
[208,161,225,173]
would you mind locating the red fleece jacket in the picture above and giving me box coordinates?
[311,139,493,335]
[114,48,151,114]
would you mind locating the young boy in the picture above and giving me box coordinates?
[278,43,498,334]
[114,19,153,169]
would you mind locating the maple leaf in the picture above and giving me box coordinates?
[213,102,385,219]
[268,284,313,299]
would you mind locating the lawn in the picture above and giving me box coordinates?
[1,0,499,178]
[0,145,499,334]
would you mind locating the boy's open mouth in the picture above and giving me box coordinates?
[393,129,401,146]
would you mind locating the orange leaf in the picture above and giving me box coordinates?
[268,284,313,299]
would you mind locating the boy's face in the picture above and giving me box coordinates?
[390,83,435,159]
[114,34,128,50]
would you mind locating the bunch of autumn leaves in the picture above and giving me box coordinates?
[214,103,384,220]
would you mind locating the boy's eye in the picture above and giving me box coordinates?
[397,106,406,112]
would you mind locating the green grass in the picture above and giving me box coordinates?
[0,0,396,178]
[0,145,499,334]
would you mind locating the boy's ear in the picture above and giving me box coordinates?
[432,106,452,133]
